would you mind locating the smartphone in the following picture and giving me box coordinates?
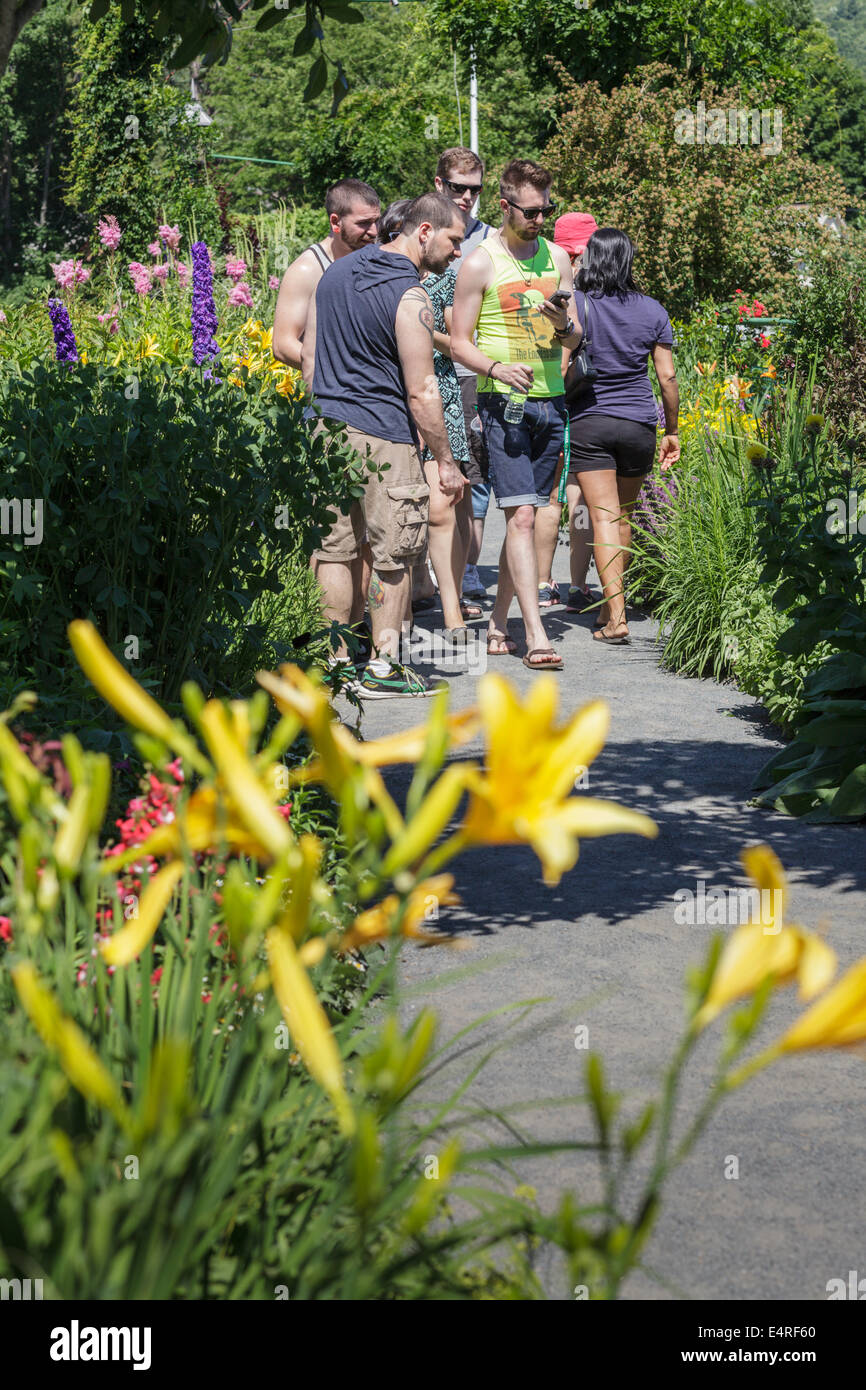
[549,288,571,306]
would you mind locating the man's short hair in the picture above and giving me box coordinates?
[436,146,485,181]
[325,178,380,218]
[500,158,552,203]
[401,192,466,235]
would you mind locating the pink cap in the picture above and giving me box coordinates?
[554,212,599,256]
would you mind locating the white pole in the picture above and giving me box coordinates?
[469,45,478,154]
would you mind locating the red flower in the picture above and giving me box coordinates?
[0,917,12,944]
[151,967,163,985]
[201,992,212,1004]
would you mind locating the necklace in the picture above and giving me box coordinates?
[498,228,538,286]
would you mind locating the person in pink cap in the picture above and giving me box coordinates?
[534,212,600,613]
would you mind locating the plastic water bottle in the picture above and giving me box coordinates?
[504,389,526,424]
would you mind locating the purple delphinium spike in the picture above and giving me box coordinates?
[47,297,78,363]
[191,241,219,367]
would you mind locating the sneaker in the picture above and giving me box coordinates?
[537,582,561,608]
[462,563,487,599]
[357,662,444,699]
[348,619,373,666]
[565,584,600,613]
[325,658,362,693]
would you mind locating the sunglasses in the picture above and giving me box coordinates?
[442,178,483,196]
[506,198,557,220]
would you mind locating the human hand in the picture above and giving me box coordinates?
[493,361,534,392]
[438,458,468,501]
[659,434,680,470]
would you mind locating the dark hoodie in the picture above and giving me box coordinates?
[311,243,421,445]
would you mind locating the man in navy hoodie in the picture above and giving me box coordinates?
[302,192,468,698]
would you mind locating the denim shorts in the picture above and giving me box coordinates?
[477,392,567,508]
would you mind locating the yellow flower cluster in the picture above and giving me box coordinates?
[224,319,303,398]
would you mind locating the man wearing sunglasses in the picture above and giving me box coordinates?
[451,158,582,670]
[434,147,493,603]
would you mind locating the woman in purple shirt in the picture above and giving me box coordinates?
[566,228,680,644]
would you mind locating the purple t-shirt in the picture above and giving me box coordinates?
[570,291,672,426]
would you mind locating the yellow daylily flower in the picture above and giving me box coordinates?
[12,963,127,1124]
[68,621,178,747]
[101,860,185,966]
[777,958,866,1052]
[694,846,836,1030]
[459,675,657,886]
[136,335,164,361]
[198,700,294,862]
[266,926,355,1135]
[339,875,462,952]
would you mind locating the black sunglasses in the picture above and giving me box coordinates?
[443,178,483,196]
[506,198,557,220]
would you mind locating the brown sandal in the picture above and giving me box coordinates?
[487,630,518,656]
[522,647,563,670]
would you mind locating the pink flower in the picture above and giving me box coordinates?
[268,275,280,290]
[153,263,169,282]
[0,916,12,944]
[97,215,122,250]
[176,262,190,285]
[52,258,90,289]
[0,309,6,324]
[225,256,247,282]
[227,281,253,309]
[159,223,182,251]
[147,241,162,258]
[127,261,152,296]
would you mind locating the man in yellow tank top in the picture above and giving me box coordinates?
[451,159,582,670]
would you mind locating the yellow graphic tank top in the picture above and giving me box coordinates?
[475,235,564,398]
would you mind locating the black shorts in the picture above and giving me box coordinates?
[567,413,657,478]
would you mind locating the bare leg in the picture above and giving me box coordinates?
[534,453,564,587]
[616,473,645,603]
[315,559,355,658]
[423,457,464,630]
[491,504,550,655]
[566,480,593,589]
[368,567,410,663]
[350,540,373,626]
[454,489,473,597]
[577,469,628,636]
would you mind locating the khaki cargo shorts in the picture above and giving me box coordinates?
[312,425,430,574]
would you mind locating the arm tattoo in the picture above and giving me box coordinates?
[417,305,434,340]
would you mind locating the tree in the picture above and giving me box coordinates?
[63,3,220,261]
[0,0,45,80]
[543,62,852,316]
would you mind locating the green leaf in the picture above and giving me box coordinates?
[828,763,866,819]
[256,6,293,34]
[797,713,866,747]
[303,54,329,103]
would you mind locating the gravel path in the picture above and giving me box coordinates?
[339,503,866,1301]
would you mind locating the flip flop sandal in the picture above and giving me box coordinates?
[487,631,518,656]
[523,647,563,670]
[593,629,630,645]
[460,600,483,620]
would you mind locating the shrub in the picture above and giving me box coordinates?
[543,62,853,317]
[0,361,363,706]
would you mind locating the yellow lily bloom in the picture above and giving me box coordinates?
[68,621,177,746]
[198,701,293,862]
[459,675,657,886]
[12,963,127,1123]
[101,860,185,966]
[266,926,355,1135]
[339,875,462,952]
[694,846,836,1029]
[777,959,866,1052]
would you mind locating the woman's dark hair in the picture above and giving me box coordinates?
[378,198,415,243]
[576,227,643,297]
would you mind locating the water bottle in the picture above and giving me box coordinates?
[504,389,526,424]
